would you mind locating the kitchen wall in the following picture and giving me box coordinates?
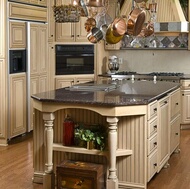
[108,49,190,74]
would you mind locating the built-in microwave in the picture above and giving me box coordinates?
[55,44,94,75]
[9,50,26,74]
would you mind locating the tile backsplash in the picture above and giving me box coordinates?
[121,33,188,49]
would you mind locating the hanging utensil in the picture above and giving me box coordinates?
[85,17,96,32]
[126,2,146,37]
[87,27,103,43]
[86,0,105,7]
[79,0,88,17]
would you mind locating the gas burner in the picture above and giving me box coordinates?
[116,71,137,75]
[148,72,184,76]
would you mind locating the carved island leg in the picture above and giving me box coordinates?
[106,117,119,189]
[42,113,55,189]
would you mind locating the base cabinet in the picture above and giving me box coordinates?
[157,96,170,172]
[170,88,181,155]
[9,73,27,138]
[55,75,94,89]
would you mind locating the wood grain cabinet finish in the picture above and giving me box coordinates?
[9,73,27,138]
[29,23,48,131]
[55,75,94,89]
[147,100,158,182]
[9,21,26,49]
[9,0,47,6]
[157,96,170,172]
[181,80,190,124]
[0,60,7,144]
[170,89,181,155]
[55,0,88,42]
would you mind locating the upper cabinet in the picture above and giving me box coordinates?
[9,21,26,49]
[0,1,6,58]
[9,0,47,6]
[55,17,89,42]
[54,0,89,43]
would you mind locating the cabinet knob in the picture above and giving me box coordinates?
[182,94,184,96]
[154,163,157,167]
[154,142,157,146]
[164,101,168,104]
[154,108,157,112]
[71,35,74,37]
[77,35,79,37]
[175,133,179,135]
[154,125,157,129]
[176,102,179,105]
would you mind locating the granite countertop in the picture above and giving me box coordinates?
[31,80,180,106]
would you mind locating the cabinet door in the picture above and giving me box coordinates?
[9,21,26,49]
[181,90,190,124]
[38,25,48,74]
[75,17,89,42]
[157,96,169,172]
[170,115,180,155]
[30,23,48,75]
[0,60,7,142]
[55,22,75,42]
[0,0,6,58]
[170,88,180,121]
[9,74,27,138]
[30,24,39,75]
[30,76,39,131]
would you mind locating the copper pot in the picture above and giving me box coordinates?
[86,0,104,7]
[126,8,146,36]
[84,17,96,32]
[87,27,103,43]
[112,17,127,37]
[105,24,123,44]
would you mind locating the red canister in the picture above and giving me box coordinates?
[63,115,75,146]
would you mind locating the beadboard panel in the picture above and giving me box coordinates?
[33,108,147,188]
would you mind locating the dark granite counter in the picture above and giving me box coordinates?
[31,80,180,106]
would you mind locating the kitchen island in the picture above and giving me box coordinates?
[31,80,181,189]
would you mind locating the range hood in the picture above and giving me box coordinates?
[120,0,189,33]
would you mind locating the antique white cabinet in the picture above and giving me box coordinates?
[181,80,190,124]
[29,23,48,130]
[55,0,88,42]
[157,96,170,172]
[147,100,158,182]
[9,21,26,49]
[9,0,47,6]
[55,75,94,89]
[9,73,27,138]
[170,88,181,155]
[0,0,8,145]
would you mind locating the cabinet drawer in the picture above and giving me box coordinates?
[147,134,157,155]
[170,89,180,120]
[147,149,158,182]
[148,101,157,120]
[147,117,157,138]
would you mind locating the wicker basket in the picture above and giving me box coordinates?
[53,5,82,23]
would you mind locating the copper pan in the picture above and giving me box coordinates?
[126,8,146,36]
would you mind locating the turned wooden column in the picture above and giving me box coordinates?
[106,116,119,189]
[42,113,55,189]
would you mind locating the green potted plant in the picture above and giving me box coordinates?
[74,127,106,151]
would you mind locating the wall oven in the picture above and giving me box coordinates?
[55,44,94,75]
